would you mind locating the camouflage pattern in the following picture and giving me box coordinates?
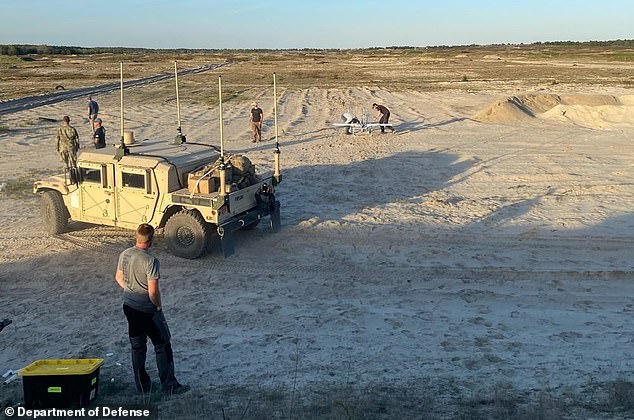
[56,125,79,169]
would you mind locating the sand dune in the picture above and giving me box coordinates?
[474,93,634,130]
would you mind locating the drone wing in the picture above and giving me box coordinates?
[365,123,393,127]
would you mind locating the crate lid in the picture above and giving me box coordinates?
[19,359,105,376]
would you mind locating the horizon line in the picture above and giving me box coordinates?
[1,39,633,52]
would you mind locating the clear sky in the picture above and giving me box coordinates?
[0,0,632,49]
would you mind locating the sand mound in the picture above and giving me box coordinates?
[472,96,535,123]
[518,94,562,113]
[474,94,634,129]
[540,104,634,129]
[560,94,620,107]
[618,95,634,106]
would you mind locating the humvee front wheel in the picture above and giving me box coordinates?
[41,190,69,234]
[164,210,209,259]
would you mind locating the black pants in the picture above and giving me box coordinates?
[379,112,392,133]
[123,304,179,392]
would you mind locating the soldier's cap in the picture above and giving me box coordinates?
[95,118,102,123]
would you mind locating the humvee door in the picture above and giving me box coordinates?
[78,162,116,223]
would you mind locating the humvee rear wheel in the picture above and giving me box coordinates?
[41,190,69,234]
[164,210,209,259]
[241,218,260,230]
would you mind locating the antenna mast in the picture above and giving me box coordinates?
[218,75,227,196]
[174,61,186,144]
[114,62,129,160]
[120,62,124,142]
[175,61,182,129]
[273,73,281,184]
[218,75,225,159]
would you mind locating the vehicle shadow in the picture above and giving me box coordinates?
[266,149,477,227]
[425,117,470,128]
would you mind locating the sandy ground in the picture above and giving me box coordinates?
[1,62,634,417]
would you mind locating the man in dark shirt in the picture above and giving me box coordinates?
[93,118,106,149]
[87,96,99,135]
[115,224,189,395]
[372,103,396,134]
[249,101,263,143]
[88,96,99,120]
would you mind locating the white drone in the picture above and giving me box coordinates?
[332,110,393,135]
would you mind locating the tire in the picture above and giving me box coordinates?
[41,190,69,234]
[164,210,209,259]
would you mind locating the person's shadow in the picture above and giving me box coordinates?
[396,117,469,133]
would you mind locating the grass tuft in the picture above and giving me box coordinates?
[0,177,34,198]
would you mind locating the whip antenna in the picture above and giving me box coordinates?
[173,61,186,144]
[218,75,227,195]
[114,62,129,160]
[120,62,124,143]
[273,73,281,184]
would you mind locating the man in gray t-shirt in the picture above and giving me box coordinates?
[115,224,188,395]
[118,245,160,313]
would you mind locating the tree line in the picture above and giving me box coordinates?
[0,45,202,56]
[1,40,632,56]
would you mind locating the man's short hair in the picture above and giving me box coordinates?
[372,103,378,108]
[136,223,154,243]
[63,116,70,123]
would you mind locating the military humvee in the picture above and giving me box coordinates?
[33,141,281,259]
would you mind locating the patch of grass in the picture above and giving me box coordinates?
[607,379,634,410]
[253,54,293,62]
[609,52,634,62]
[223,88,251,104]
[0,55,22,65]
[0,176,34,198]
[459,383,567,420]
[0,169,61,198]
[8,373,634,419]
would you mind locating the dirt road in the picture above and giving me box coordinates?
[0,61,228,116]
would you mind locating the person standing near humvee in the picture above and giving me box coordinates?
[88,96,99,135]
[56,115,80,181]
[88,96,99,120]
[93,118,106,149]
[115,223,189,395]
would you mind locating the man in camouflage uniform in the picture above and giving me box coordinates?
[57,116,80,183]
